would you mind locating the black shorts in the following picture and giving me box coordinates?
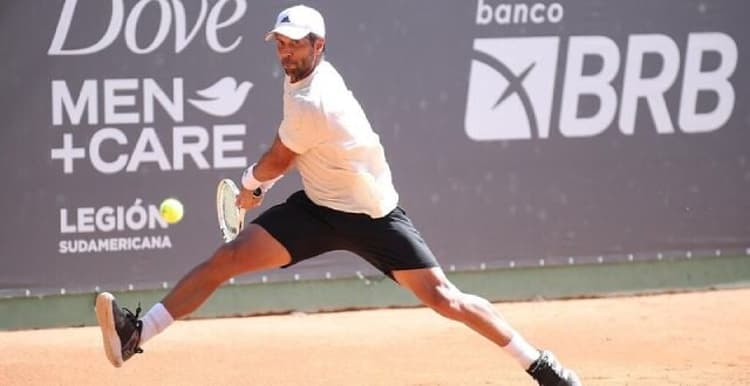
[251,190,439,278]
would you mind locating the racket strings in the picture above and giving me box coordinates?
[222,190,238,228]
[218,181,241,242]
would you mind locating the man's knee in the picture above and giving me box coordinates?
[203,241,245,279]
[205,225,291,275]
[422,285,465,320]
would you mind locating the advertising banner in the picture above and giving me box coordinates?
[0,0,748,294]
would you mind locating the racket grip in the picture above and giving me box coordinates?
[252,187,263,197]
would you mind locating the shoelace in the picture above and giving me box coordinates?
[529,352,563,385]
[122,303,142,320]
[122,304,144,354]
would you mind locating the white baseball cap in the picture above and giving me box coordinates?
[264,5,326,41]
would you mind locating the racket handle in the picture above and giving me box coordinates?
[252,187,263,197]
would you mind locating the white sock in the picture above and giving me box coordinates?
[139,303,174,345]
[503,332,541,370]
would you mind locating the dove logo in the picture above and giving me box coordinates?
[188,77,252,117]
[49,76,252,175]
[465,37,559,140]
[48,0,247,55]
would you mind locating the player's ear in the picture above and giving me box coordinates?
[314,37,325,54]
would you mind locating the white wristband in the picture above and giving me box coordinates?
[241,163,262,191]
[241,163,284,192]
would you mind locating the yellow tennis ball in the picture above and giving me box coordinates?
[159,198,184,224]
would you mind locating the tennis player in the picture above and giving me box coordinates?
[95,5,580,385]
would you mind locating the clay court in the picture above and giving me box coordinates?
[1,287,748,385]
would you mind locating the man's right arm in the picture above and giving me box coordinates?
[253,135,297,181]
[237,135,297,209]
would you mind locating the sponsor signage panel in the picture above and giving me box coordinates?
[1,0,747,294]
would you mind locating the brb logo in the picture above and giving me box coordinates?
[466,37,559,140]
[465,0,739,141]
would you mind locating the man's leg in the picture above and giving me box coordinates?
[95,224,291,367]
[160,224,291,318]
[393,267,521,349]
[393,267,581,386]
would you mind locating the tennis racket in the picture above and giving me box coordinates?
[216,179,261,243]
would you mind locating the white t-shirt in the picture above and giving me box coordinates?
[278,60,399,218]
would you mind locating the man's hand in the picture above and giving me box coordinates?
[236,187,263,210]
